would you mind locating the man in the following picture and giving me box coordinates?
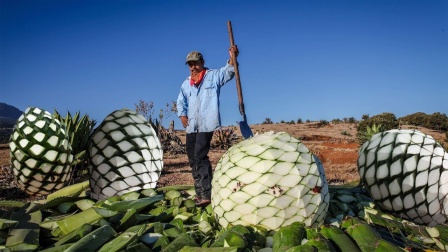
[177,46,239,207]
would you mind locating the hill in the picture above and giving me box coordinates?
[0,103,22,119]
[0,103,22,144]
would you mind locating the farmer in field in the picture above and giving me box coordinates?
[177,46,239,207]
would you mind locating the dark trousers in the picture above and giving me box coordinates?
[186,132,214,199]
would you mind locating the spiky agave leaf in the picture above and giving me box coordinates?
[53,110,96,164]
[9,107,74,196]
[358,129,448,226]
[53,110,96,181]
[357,124,383,146]
[211,131,329,231]
[88,108,163,200]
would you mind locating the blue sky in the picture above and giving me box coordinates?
[1,0,447,129]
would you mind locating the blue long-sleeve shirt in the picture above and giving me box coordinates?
[177,63,235,133]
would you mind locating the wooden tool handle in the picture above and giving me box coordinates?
[227,21,246,117]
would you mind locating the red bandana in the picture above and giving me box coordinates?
[190,69,207,87]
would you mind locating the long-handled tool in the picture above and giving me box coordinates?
[227,21,253,139]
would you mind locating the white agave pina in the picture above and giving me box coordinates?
[88,108,163,200]
[358,129,448,226]
[211,131,330,230]
[9,107,74,196]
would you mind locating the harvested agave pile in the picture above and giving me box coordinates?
[0,182,447,251]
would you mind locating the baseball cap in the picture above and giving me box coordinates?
[186,51,203,64]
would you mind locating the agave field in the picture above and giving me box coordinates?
[0,107,447,251]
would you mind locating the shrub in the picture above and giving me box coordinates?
[399,112,428,126]
[263,118,273,124]
[331,118,342,124]
[348,117,357,124]
[399,112,448,131]
[212,127,237,149]
[424,112,448,131]
[341,130,351,136]
[356,112,399,144]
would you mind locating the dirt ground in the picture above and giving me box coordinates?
[157,122,446,187]
[1,123,446,196]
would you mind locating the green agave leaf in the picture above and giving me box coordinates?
[41,213,76,230]
[39,243,73,252]
[126,242,151,252]
[165,190,181,200]
[0,219,17,230]
[164,226,182,238]
[6,203,42,250]
[103,195,163,212]
[157,185,195,192]
[273,222,306,252]
[180,247,239,252]
[75,199,95,210]
[53,224,92,247]
[198,220,213,235]
[120,191,140,201]
[152,235,170,250]
[141,188,157,197]
[170,217,185,231]
[93,207,119,218]
[117,208,138,231]
[29,196,83,213]
[57,202,77,214]
[64,225,116,252]
[98,225,149,252]
[140,232,163,245]
[46,180,89,201]
[56,208,103,235]
[163,233,198,251]
[174,212,194,222]
[0,201,26,209]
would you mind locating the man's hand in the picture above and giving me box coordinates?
[180,116,189,128]
[228,45,239,65]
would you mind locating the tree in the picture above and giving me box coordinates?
[135,99,177,129]
[135,99,154,122]
[263,118,273,124]
[425,112,448,131]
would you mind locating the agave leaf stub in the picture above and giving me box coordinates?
[212,131,330,231]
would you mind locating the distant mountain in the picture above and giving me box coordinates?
[0,103,22,143]
[0,103,22,119]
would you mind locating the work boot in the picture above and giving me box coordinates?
[195,198,211,207]
[194,196,202,204]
